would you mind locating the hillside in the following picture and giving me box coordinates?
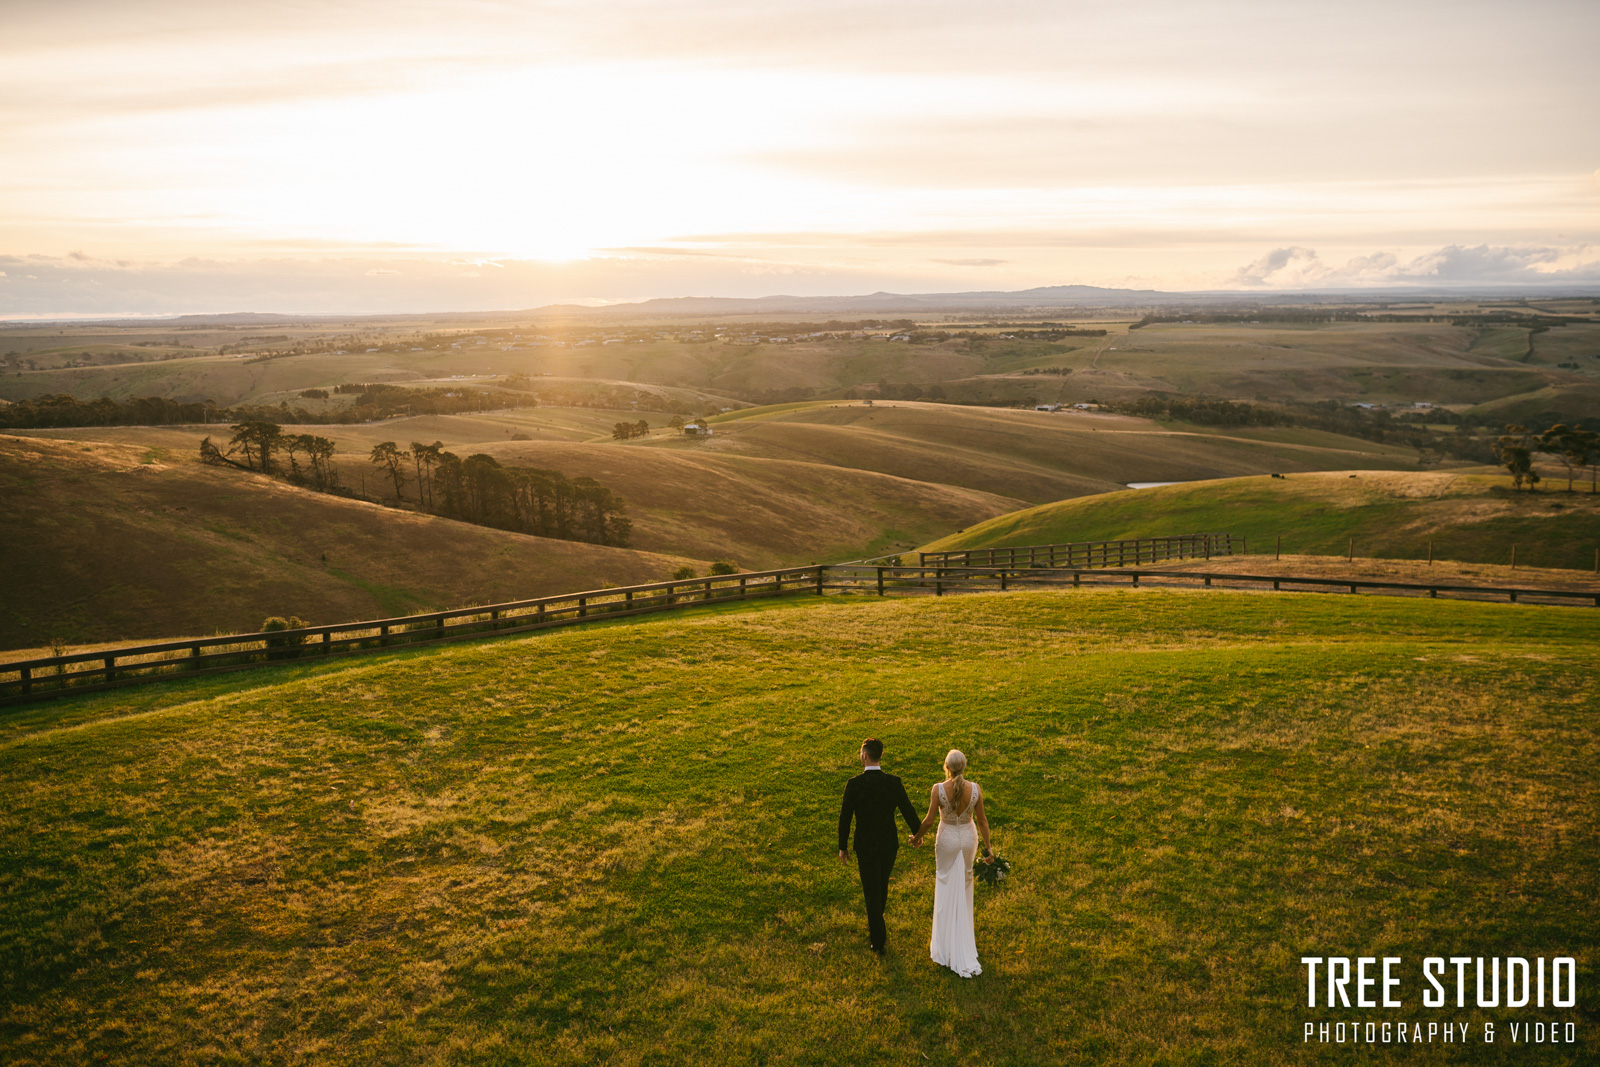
[0,435,706,651]
[922,470,1600,571]
[675,401,1423,503]
[2,589,1595,1064]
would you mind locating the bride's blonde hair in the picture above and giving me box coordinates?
[944,749,968,798]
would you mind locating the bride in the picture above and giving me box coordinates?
[910,749,992,977]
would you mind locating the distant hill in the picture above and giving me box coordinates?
[0,434,706,651]
[674,401,1423,504]
[921,470,1600,571]
[24,282,1600,327]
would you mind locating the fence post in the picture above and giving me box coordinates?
[321,632,330,654]
[536,603,546,625]
[20,665,30,694]
[738,578,747,599]
[815,568,824,595]
[104,655,115,683]
[579,596,588,618]
[877,567,884,596]
[1000,570,1008,591]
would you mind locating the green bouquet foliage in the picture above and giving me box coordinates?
[974,854,1012,887]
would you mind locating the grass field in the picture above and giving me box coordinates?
[0,435,704,651]
[923,471,1600,572]
[685,401,1422,504]
[0,589,1594,1064]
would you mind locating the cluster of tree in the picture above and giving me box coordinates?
[200,421,341,490]
[371,442,631,545]
[1494,424,1600,491]
[0,385,526,430]
[1128,309,1587,330]
[1018,366,1074,376]
[199,421,632,546]
[0,394,223,428]
[611,420,650,440]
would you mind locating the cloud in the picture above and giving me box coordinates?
[933,258,1008,267]
[1230,243,1600,288]
[364,268,400,276]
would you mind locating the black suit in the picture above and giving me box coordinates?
[838,768,921,952]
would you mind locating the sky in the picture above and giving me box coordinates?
[2,0,1598,316]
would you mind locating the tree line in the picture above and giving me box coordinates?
[0,384,523,430]
[200,421,632,546]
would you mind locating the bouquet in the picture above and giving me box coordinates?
[973,852,1012,887]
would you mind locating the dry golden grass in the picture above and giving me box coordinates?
[0,434,704,650]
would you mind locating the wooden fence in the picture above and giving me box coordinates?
[5,538,1596,708]
[821,564,1600,607]
[0,566,825,706]
[920,533,1239,568]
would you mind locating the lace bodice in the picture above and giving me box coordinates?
[937,780,979,825]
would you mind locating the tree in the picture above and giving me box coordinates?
[303,435,339,490]
[369,441,410,501]
[410,440,444,507]
[1493,426,1539,491]
[672,566,697,580]
[669,415,685,432]
[229,420,282,473]
[198,436,251,470]
[709,560,738,575]
[1538,424,1596,493]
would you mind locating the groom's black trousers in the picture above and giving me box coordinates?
[856,843,897,951]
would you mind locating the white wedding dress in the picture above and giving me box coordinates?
[929,780,982,977]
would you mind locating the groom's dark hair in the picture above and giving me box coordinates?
[862,737,883,760]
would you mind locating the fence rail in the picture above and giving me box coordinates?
[0,566,825,706]
[920,532,1239,569]
[5,536,1596,708]
[822,564,1600,607]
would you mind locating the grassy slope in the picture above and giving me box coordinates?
[684,401,1422,504]
[0,435,705,651]
[0,590,1595,1065]
[921,470,1600,571]
[467,437,1022,567]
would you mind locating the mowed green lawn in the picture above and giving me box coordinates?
[1,590,1596,1065]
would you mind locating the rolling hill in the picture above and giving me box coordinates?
[0,434,707,651]
[677,401,1424,503]
[921,469,1600,571]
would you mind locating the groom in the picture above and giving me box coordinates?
[837,737,921,955]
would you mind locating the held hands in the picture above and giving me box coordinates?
[838,849,850,866]
[909,833,924,848]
